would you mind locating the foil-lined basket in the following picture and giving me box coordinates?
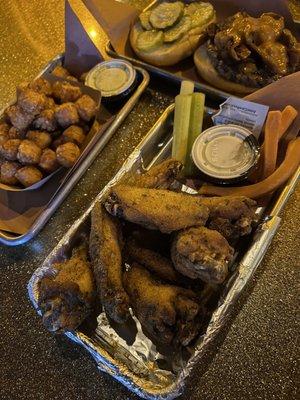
[28,104,292,399]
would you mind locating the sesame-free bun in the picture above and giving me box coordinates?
[130,16,216,67]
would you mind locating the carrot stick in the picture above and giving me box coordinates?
[198,137,300,199]
[261,111,281,179]
[279,105,298,140]
[248,106,298,183]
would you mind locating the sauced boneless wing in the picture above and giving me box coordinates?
[89,202,130,323]
[171,226,234,284]
[126,158,183,189]
[105,186,209,233]
[38,244,96,333]
[124,264,202,346]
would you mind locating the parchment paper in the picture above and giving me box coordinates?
[100,0,299,84]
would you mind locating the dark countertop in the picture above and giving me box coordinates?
[0,1,299,400]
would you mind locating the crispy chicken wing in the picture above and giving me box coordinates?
[105,186,209,233]
[124,264,202,346]
[200,196,257,241]
[89,202,130,323]
[38,243,96,333]
[171,227,234,284]
[126,159,183,189]
[126,238,182,284]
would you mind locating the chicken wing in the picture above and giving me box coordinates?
[124,264,202,346]
[105,186,209,233]
[89,202,130,323]
[200,196,257,241]
[126,238,182,284]
[126,158,183,189]
[38,243,96,333]
[171,226,234,284]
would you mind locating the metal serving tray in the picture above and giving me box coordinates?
[0,54,149,246]
[106,42,230,102]
[28,104,299,399]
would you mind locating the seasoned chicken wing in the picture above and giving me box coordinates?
[126,158,183,189]
[105,186,209,233]
[89,202,130,323]
[171,226,234,284]
[126,238,181,284]
[38,243,96,333]
[124,264,202,346]
[200,196,257,241]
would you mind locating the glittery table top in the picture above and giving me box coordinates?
[0,1,299,400]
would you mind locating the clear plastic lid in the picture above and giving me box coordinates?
[85,60,136,98]
[192,124,260,181]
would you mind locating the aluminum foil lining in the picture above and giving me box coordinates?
[28,105,282,399]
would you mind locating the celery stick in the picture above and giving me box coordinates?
[180,80,194,95]
[184,92,205,176]
[172,93,192,163]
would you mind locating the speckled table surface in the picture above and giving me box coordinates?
[0,1,299,400]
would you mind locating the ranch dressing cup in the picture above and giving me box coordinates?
[85,60,137,102]
[192,124,260,184]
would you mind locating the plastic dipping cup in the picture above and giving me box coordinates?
[191,124,260,184]
[85,60,136,101]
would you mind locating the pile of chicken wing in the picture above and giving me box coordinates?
[0,66,98,187]
[38,159,257,347]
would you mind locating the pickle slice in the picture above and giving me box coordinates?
[136,30,164,52]
[149,2,185,30]
[139,10,153,31]
[184,2,214,28]
[164,16,191,43]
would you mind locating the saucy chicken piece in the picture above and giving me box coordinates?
[89,202,130,323]
[39,148,59,172]
[15,166,43,187]
[55,103,79,127]
[0,139,21,161]
[17,140,42,165]
[38,243,96,333]
[171,226,234,284]
[56,142,80,167]
[0,161,20,185]
[105,185,209,233]
[75,95,97,121]
[124,264,202,346]
[26,130,52,149]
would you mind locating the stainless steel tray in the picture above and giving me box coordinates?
[28,104,299,399]
[0,54,149,246]
[106,42,229,102]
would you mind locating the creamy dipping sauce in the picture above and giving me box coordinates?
[85,60,136,99]
[192,124,260,183]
